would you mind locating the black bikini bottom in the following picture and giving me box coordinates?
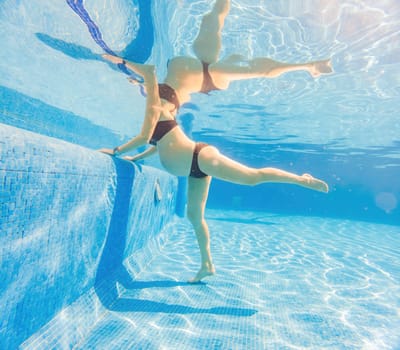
[190,143,209,178]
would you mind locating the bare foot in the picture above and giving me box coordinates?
[301,174,329,193]
[310,59,333,77]
[188,264,216,284]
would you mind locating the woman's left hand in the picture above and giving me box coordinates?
[102,54,123,65]
[98,148,115,155]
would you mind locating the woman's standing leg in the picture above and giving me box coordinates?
[192,0,231,64]
[186,176,216,283]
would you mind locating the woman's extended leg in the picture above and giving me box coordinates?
[198,146,329,192]
[192,0,231,64]
[186,176,216,283]
[210,55,333,89]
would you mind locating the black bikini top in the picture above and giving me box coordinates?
[158,83,180,111]
[149,119,178,146]
[199,62,221,94]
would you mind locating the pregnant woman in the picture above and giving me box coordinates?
[99,55,329,283]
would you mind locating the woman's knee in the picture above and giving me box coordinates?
[187,206,207,230]
[213,0,230,17]
[187,206,200,223]
[241,169,263,186]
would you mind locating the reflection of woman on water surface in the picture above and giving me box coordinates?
[134,0,332,114]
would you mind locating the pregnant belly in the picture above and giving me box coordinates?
[157,140,194,176]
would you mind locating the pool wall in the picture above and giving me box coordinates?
[0,124,178,349]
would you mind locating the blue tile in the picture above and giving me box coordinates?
[1,124,178,349]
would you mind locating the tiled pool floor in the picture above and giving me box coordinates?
[76,210,400,349]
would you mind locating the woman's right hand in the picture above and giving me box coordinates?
[98,148,115,155]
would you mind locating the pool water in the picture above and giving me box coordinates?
[2,0,400,349]
[45,210,400,349]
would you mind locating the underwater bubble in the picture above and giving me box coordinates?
[375,192,397,213]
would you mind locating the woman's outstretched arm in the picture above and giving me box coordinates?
[100,54,162,156]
